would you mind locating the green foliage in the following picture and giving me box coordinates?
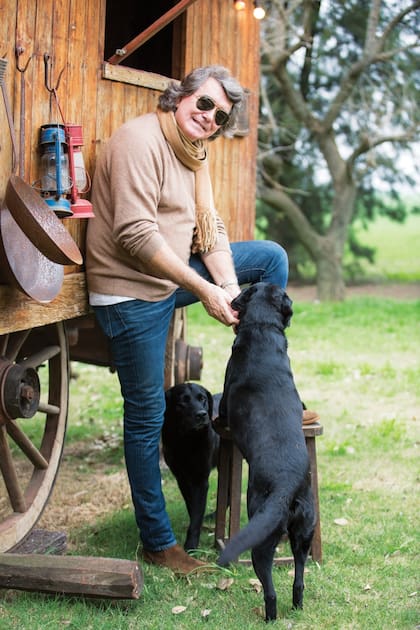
[257,1,420,288]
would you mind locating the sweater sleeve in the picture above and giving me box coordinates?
[107,120,167,262]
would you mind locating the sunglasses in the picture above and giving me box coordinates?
[196,95,231,126]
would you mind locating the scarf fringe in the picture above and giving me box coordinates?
[192,206,218,254]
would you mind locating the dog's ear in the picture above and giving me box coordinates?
[230,289,247,313]
[231,285,256,313]
[268,284,293,328]
[205,388,213,418]
[281,291,293,328]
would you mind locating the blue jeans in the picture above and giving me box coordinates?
[93,240,288,551]
[175,240,288,307]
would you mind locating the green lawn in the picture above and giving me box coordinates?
[2,294,418,630]
[354,213,420,281]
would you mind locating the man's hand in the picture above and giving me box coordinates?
[199,284,239,327]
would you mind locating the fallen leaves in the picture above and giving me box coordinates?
[216,576,234,591]
[249,578,262,593]
[171,603,212,619]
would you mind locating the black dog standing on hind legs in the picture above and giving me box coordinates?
[217,282,316,622]
[162,383,220,552]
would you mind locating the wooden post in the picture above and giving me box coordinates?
[0,554,143,599]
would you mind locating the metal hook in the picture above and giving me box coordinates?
[43,53,66,123]
[15,45,33,73]
[43,53,65,93]
[15,46,33,178]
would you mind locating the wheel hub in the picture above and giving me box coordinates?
[174,339,203,384]
[0,357,40,420]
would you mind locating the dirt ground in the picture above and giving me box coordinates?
[36,282,419,546]
[287,281,420,301]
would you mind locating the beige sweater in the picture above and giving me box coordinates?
[86,113,230,301]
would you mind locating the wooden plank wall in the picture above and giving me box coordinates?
[0,0,260,322]
[186,0,260,241]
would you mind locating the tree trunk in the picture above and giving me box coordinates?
[260,184,349,301]
[315,249,346,301]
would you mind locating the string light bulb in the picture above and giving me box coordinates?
[234,0,246,9]
[253,1,266,19]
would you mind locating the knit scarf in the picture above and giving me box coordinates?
[157,108,218,254]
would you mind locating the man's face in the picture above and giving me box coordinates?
[175,77,232,141]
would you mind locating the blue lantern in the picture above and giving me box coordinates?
[39,124,72,218]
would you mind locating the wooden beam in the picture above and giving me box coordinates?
[0,554,143,599]
[107,0,199,65]
[0,273,90,335]
[102,63,172,91]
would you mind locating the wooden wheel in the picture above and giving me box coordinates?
[0,322,68,552]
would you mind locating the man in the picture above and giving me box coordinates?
[86,65,289,574]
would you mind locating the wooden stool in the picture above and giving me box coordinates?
[214,423,323,565]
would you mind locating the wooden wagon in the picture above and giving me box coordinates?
[0,0,260,553]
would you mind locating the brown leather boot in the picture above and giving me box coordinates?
[142,543,207,575]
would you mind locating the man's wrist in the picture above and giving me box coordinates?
[219,280,239,290]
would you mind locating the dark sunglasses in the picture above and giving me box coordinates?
[196,95,231,126]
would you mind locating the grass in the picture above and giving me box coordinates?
[1,295,419,630]
[1,216,419,628]
[353,213,420,282]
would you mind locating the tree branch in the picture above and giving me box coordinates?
[322,58,373,131]
[377,0,420,53]
[300,0,321,100]
[275,38,310,65]
[274,62,323,132]
[348,130,419,168]
[374,41,420,62]
[260,168,310,197]
[259,75,278,132]
[364,0,381,56]
[317,131,348,187]
[322,1,420,131]
[259,171,324,253]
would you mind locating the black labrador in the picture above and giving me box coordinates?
[217,282,316,622]
[162,383,220,551]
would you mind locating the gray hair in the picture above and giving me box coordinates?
[158,65,244,139]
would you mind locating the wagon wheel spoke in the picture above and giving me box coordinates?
[37,401,60,415]
[0,334,9,356]
[6,420,49,470]
[0,425,27,512]
[4,330,31,362]
[22,345,61,369]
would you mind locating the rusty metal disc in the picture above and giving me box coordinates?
[0,205,64,303]
[5,174,83,266]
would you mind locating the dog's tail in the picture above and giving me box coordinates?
[217,492,290,566]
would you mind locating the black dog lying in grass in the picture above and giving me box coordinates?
[217,282,316,622]
[162,383,220,551]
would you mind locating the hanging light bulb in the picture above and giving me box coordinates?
[234,0,246,9]
[253,0,266,19]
